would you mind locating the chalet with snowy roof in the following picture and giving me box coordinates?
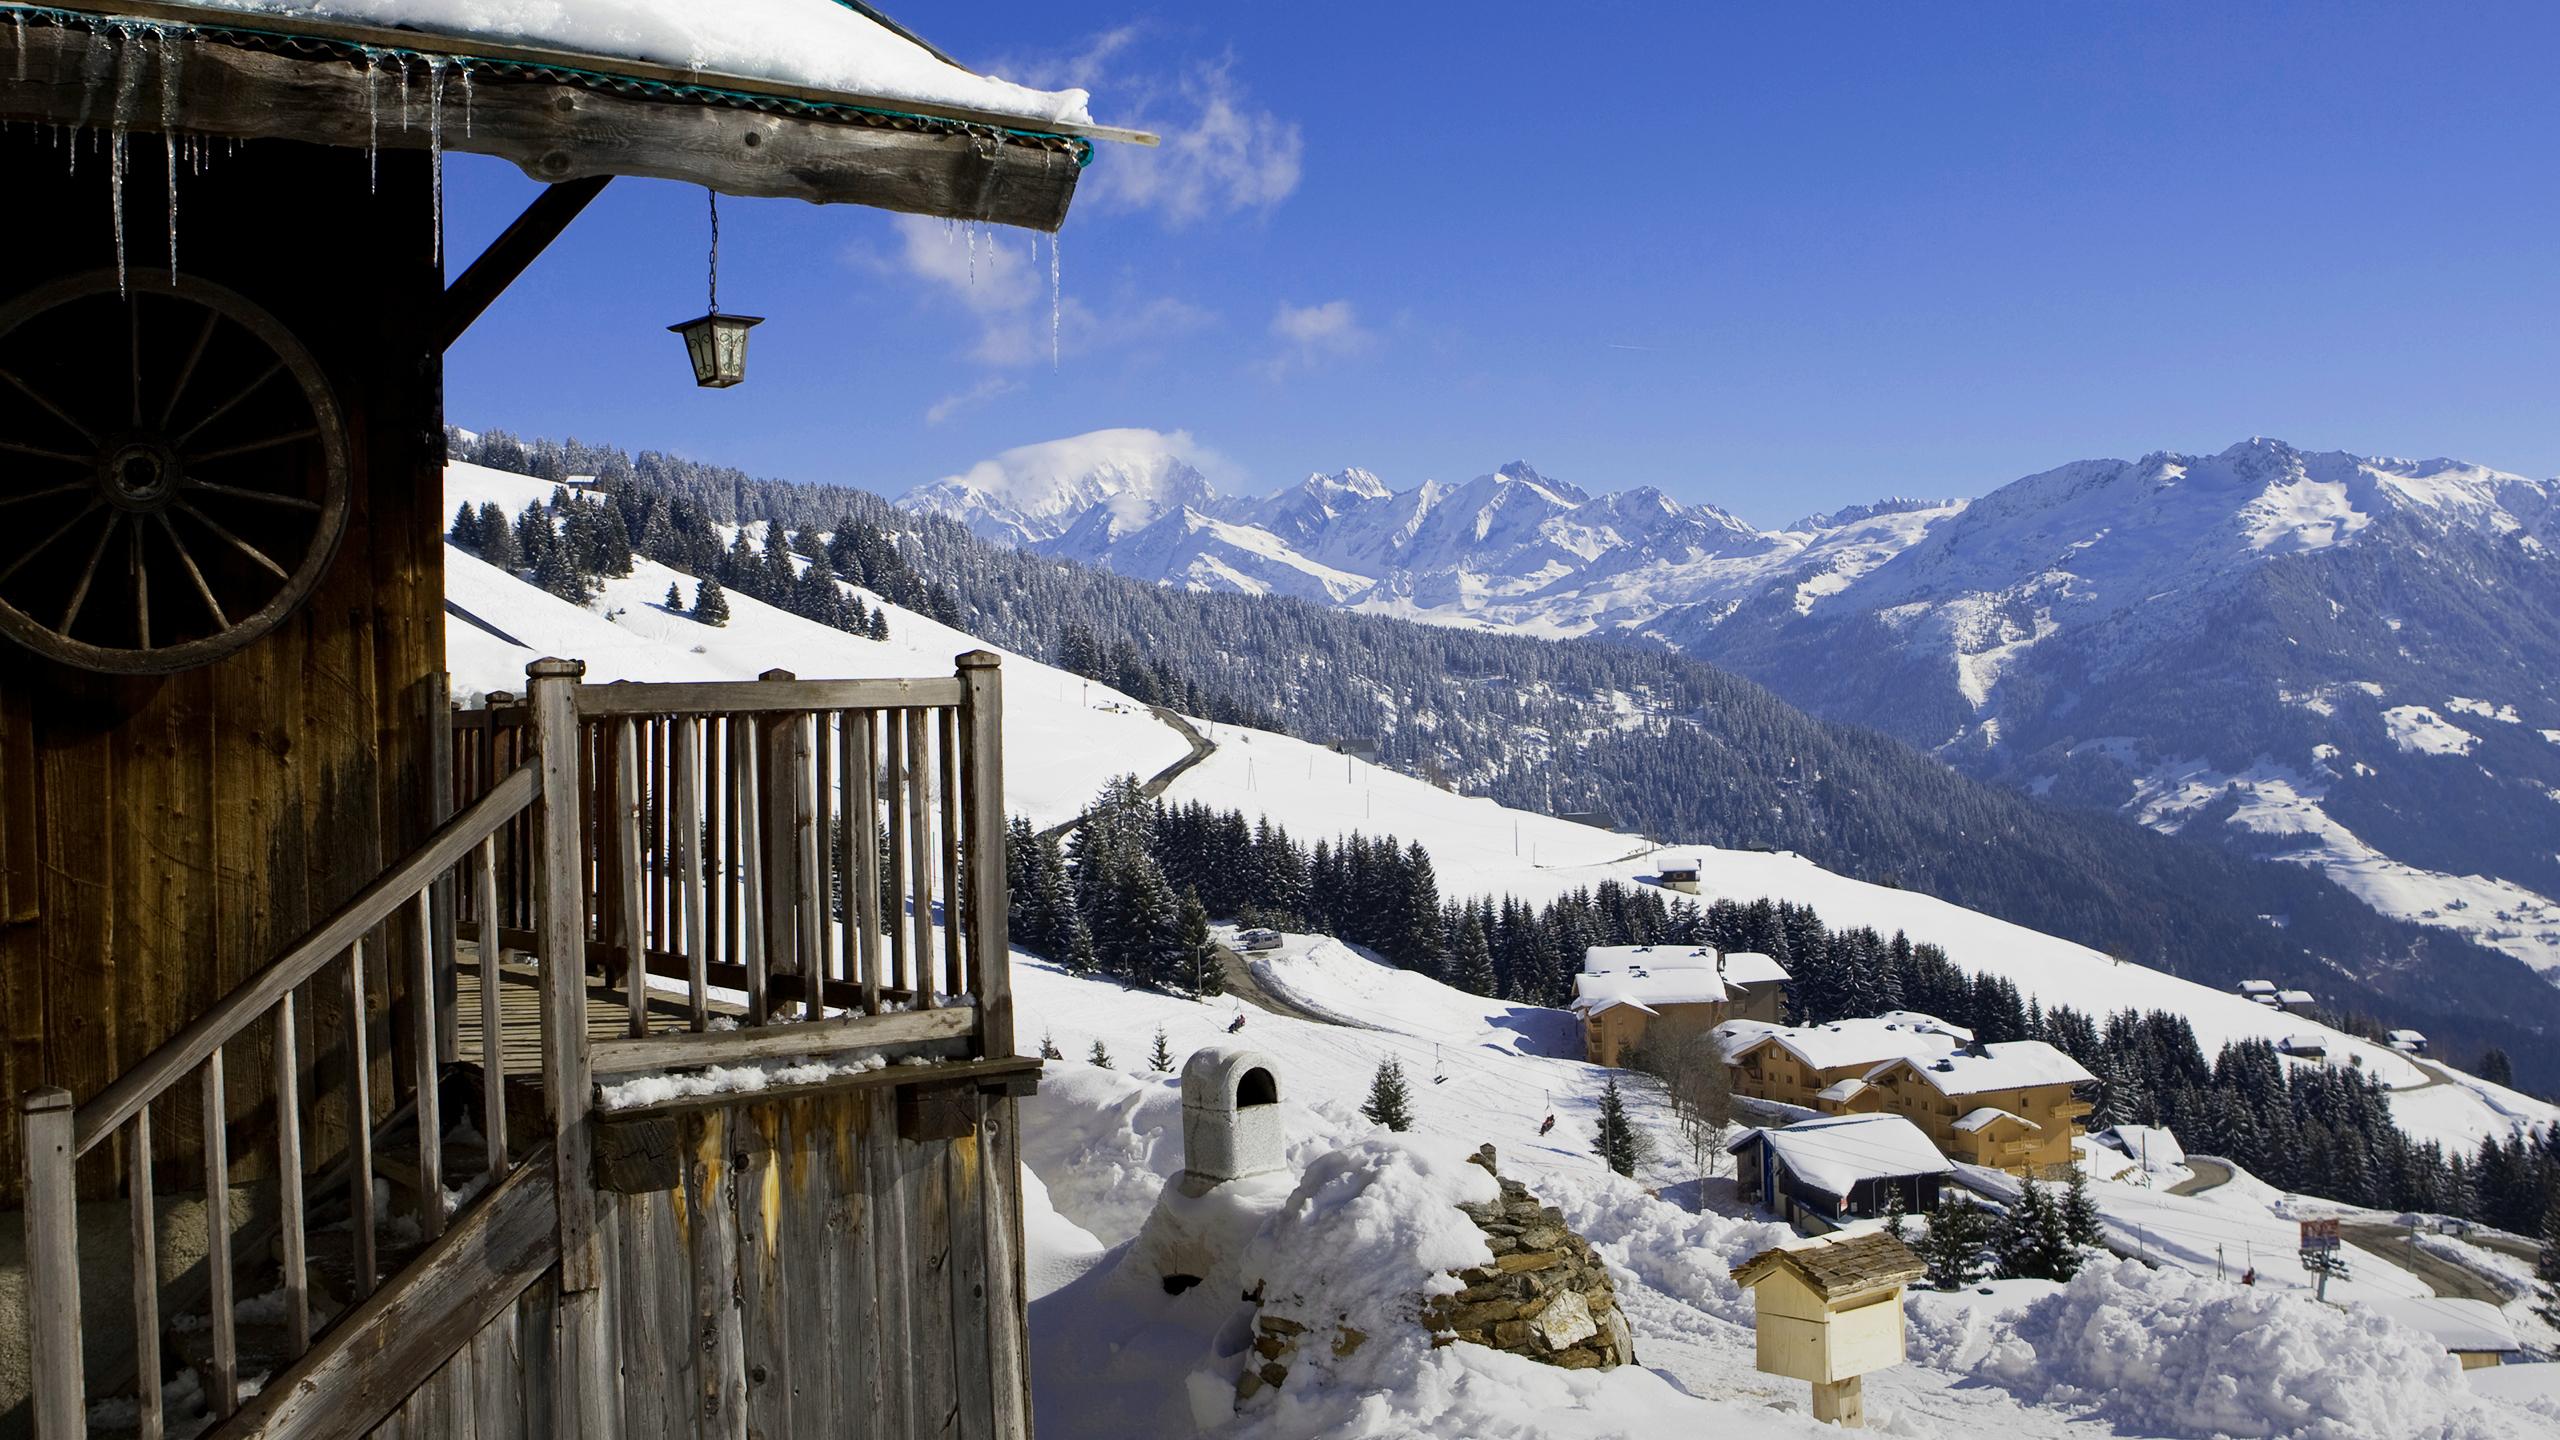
[1656,859,1702,894]
[1859,1042,2096,1176]
[2279,1034,2331,1060]
[2358,1297,2520,1370]
[2277,988,2319,1014]
[1726,1114,1950,1232]
[1715,1011,1971,1111]
[1572,945,1788,1068]
[2388,1028,2428,1054]
[2238,979,2277,1001]
[0,3,1144,1435]
[2092,1123,2186,1179]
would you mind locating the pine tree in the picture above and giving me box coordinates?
[1995,1180,2083,1281]
[2478,1048,2514,1088]
[1882,1188,1909,1244]
[1594,1075,1642,1177]
[692,575,731,626]
[2062,1165,2104,1248]
[476,501,519,572]
[1919,1195,1992,1289]
[2537,1192,2560,1329]
[1148,1026,1175,1073]
[1450,915,1496,996]
[1039,1031,1064,1061]
[1087,1039,1112,1069]
[1362,1058,1414,1132]
[1176,890,1223,997]
[450,501,484,550]
[664,581,686,614]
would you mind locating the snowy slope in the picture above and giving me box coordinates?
[446,462,2553,1158]
[1012,948,2544,1440]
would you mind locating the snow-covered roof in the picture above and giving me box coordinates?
[2277,989,2317,1006]
[1726,1115,1950,1197]
[2239,980,2277,995]
[1815,1078,1869,1104]
[2094,1124,2185,1169]
[1952,1107,2038,1135]
[1869,1040,2096,1097]
[1719,951,1790,986]
[2388,1029,2427,1045]
[182,0,1096,125]
[2357,1297,2519,1355]
[1713,1012,1969,1071]
[2279,1035,2328,1054]
[1572,945,1785,1016]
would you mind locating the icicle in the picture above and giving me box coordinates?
[966,221,976,282]
[363,48,380,193]
[74,22,114,171]
[1049,228,1062,370]
[426,57,445,263]
[13,11,27,83]
[396,52,410,133]
[459,64,473,138]
[159,25,183,280]
[108,24,147,296]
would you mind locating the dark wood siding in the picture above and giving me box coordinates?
[0,131,444,1201]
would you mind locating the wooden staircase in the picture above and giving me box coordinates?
[21,655,1023,1440]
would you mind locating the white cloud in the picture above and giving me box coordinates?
[1009,31,1302,226]
[1262,299,1375,377]
[924,376,1022,426]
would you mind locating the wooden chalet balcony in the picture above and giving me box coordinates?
[16,654,1021,1439]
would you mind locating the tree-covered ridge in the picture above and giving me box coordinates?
[442,427,2560,1092]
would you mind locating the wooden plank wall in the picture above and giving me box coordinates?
[353,1088,1034,1440]
[0,130,444,1203]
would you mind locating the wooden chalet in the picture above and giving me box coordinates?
[0,3,1146,1437]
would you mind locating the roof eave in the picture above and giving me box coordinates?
[5,3,1131,227]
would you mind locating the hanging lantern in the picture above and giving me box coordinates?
[668,311,762,388]
[673,187,760,388]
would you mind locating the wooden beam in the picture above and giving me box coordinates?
[574,675,966,717]
[438,178,609,357]
[210,1155,561,1440]
[59,0,1157,147]
[590,1054,1044,1125]
[0,17,1089,227]
[587,1002,975,1075]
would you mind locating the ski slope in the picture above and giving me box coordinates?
[440,462,2551,1158]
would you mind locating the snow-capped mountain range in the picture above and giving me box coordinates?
[903,432,2560,983]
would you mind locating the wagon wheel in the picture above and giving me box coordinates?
[0,270,350,674]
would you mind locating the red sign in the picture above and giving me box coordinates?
[2299,1218,2342,1251]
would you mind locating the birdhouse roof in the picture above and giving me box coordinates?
[1732,1230,1926,1300]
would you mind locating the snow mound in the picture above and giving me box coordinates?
[1963,1260,2505,1439]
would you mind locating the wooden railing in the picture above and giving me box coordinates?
[18,651,1012,1438]
[16,761,540,1439]
[451,654,1015,1072]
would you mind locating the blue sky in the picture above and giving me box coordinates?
[446,2,2560,525]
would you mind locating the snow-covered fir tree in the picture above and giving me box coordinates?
[1148,1027,1174,1073]
[1593,1075,1642,1177]
[692,575,730,626]
[1918,1195,1993,1290]
[1361,1059,1413,1132]
[1087,1039,1111,1069]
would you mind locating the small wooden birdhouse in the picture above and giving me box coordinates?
[1181,1046,1285,1187]
[1731,1230,1926,1429]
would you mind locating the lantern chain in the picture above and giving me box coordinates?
[707,187,721,315]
